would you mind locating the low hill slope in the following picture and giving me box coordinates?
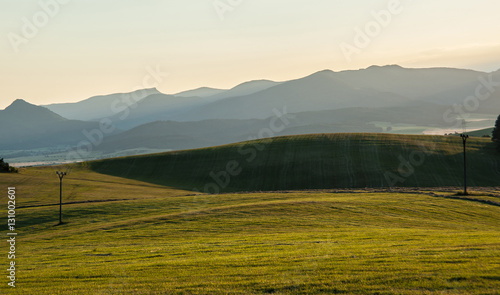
[88,133,500,192]
[468,127,494,137]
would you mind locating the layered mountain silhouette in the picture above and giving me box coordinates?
[1,65,499,156]
[46,65,500,127]
[44,88,160,121]
[174,87,226,98]
[0,100,103,149]
[178,69,411,121]
[96,103,452,152]
[173,80,280,99]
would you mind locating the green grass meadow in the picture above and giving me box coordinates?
[1,165,500,294]
[88,133,500,192]
[1,133,499,294]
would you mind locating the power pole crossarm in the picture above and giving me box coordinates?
[56,171,67,225]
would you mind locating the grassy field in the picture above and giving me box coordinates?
[468,128,494,138]
[0,163,499,294]
[88,133,500,193]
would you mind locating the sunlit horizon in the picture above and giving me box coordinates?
[1,0,500,109]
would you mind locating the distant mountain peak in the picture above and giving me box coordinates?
[196,86,219,91]
[303,69,338,81]
[2,98,67,123]
[232,79,276,86]
[366,64,404,70]
[174,87,226,98]
[132,87,160,95]
[5,99,36,111]
[10,98,30,105]
[316,69,335,74]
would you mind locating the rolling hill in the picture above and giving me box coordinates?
[1,165,499,293]
[89,133,500,193]
[468,127,494,137]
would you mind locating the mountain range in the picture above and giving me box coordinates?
[1,65,499,160]
[43,88,160,121]
[0,99,101,150]
[44,65,500,125]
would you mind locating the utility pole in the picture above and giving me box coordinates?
[56,171,67,224]
[460,134,469,195]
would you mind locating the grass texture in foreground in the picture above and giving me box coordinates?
[0,166,499,294]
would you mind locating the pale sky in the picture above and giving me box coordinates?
[1,0,500,109]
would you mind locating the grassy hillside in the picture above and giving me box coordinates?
[89,133,500,193]
[468,127,494,137]
[0,166,499,294]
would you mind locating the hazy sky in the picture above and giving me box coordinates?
[1,0,500,109]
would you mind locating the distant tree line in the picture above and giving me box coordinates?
[493,114,500,151]
[0,158,18,173]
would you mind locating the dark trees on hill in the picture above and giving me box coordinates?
[493,115,500,150]
[0,158,17,173]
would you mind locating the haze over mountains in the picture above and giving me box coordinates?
[44,65,500,124]
[43,88,161,121]
[174,79,280,100]
[0,99,101,150]
[1,65,499,162]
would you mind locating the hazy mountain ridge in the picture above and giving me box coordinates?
[174,87,226,98]
[112,79,284,127]
[41,65,500,127]
[2,65,498,159]
[96,103,452,152]
[44,88,160,121]
[205,79,281,101]
[417,68,500,111]
[0,99,104,149]
[172,70,411,122]
[42,80,283,129]
[333,65,484,99]
[173,80,280,100]
[96,119,265,152]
